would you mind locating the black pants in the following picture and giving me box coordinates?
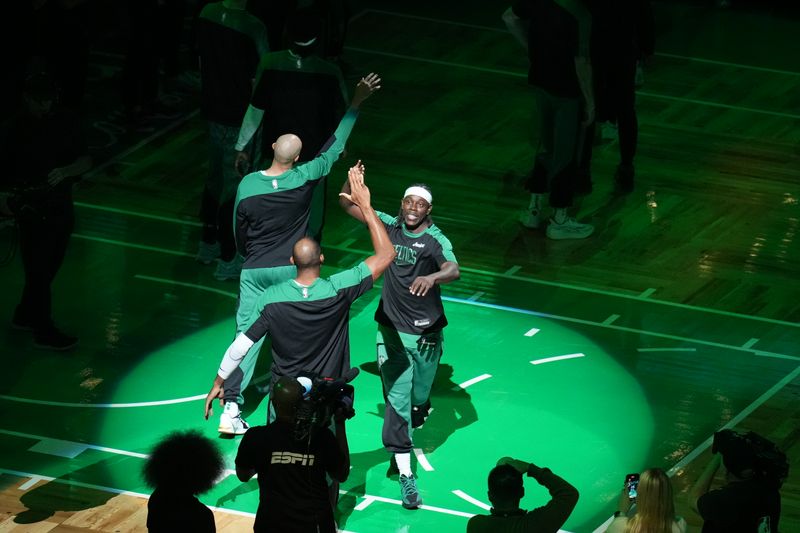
[15,207,74,333]
[590,53,638,167]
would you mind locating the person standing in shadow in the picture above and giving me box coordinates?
[144,430,224,533]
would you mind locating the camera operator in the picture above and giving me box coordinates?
[688,430,782,532]
[235,376,349,533]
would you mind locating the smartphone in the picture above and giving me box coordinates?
[625,473,640,501]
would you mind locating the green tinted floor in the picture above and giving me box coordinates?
[1,202,797,532]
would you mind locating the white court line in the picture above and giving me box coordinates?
[18,476,43,491]
[134,274,238,299]
[0,429,147,458]
[602,314,620,326]
[0,392,207,409]
[441,296,799,361]
[666,363,800,477]
[337,237,357,248]
[343,47,800,121]
[638,288,657,298]
[524,328,540,337]
[74,233,195,258]
[504,265,522,276]
[457,374,492,389]
[637,347,697,353]
[531,353,585,365]
[452,489,491,510]
[414,448,435,471]
[75,202,202,227]
[359,9,800,76]
[742,338,760,350]
[467,291,485,302]
[353,495,377,511]
[86,110,201,178]
[71,206,800,330]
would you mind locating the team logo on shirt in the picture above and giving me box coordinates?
[412,242,426,248]
[271,451,316,466]
[394,244,418,266]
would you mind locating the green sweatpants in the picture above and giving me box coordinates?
[377,324,443,454]
[224,264,296,404]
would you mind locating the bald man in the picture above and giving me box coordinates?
[215,74,381,436]
[209,161,392,435]
[235,376,350,533]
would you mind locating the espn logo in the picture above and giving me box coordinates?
[271,451,316,466]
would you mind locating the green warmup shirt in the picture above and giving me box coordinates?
[234,109,358,269]
[374,212,458,335]
[244,262,373,380]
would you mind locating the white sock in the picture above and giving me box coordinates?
[528,193,543,212]
[224,402,240,416]
[395,453,412,477]
[553,208,568,224]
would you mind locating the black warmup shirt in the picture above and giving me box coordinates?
[197,3,268,126]
[374,212,458,335]
[513,0,591,98]
[250,51,347,161]
[244,261,373,381]
[234,109,357,269]
[236,420,344,533]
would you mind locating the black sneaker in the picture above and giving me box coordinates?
[33,328,78,351]
[411,401,431,429]
[399,474,422,509]
[11,315,35,331]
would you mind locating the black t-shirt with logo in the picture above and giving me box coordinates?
[236,420,344,533]
[373,211,458,335]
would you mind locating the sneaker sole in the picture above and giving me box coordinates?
[402,500,422,510]
[217,425,248,436]
[33,341,78,351]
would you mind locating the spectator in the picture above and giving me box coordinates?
[604,468,686,533]
[144,430,224,532]
[467,457,579,533]
[195,0,269,280]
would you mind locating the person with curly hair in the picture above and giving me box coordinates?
[143,430,225,532]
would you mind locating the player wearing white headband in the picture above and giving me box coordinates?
[339,161,460,509]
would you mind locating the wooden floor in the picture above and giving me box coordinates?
[1,0,799,531]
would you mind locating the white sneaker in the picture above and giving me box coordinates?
[219,403,250,435]
[214,256,243,281]
[520,209,542,229]
[546,217,594,240]
[196,241,220,265]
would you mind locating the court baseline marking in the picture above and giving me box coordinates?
[71,204,800,330]
[359,9,800,77]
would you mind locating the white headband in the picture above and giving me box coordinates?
[403,186,432,204]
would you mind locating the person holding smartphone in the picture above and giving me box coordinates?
[604,467,687,533]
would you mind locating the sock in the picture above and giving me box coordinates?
[224,402,240,417]
[528,193,543,212]
[553,208,567,224]
[395,453,412,477]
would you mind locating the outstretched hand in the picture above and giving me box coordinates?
[338,160,371,209]
[497,456,530,474]
[351,73,381,108]
[204,376,225,420]
[410,275,435,296]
